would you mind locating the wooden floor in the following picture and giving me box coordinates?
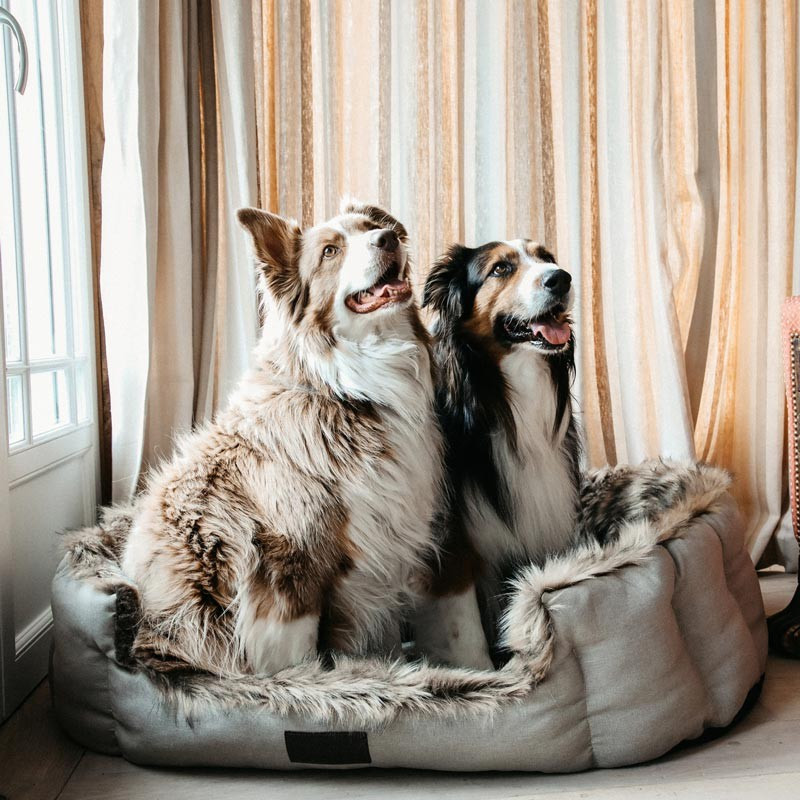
[1,573,798,800]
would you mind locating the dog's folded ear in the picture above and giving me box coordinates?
[422,244,472,321]
[237,208,301,274]
[339,198,409,243]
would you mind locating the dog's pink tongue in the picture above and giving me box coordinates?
[374,278,409,297]
[530,319,571,345]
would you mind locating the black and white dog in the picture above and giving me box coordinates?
[414,239,582,669]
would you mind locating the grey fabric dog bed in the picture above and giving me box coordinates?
[50,460,766,772]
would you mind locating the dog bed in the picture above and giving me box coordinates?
[50,460,766,772]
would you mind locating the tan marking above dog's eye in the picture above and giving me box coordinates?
[322,244,339,259]
[490,261,515,278]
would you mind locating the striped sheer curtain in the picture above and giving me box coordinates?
[252,0,798,565]
[98,1,260,500]
[97,0,798,566]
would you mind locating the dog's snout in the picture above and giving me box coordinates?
[542,268,571,295]
[369,228,399,252]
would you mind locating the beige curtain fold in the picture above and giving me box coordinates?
[94,0,798,565]
[79,0,111,505]
[694,1,797,563]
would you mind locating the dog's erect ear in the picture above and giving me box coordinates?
[237,208,301,273]
[422,244,472,321]
[339,197,409,243]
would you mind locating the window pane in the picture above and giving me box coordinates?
[71,261,88,358]
[30,368,70,436]
[6,374,25,445]
[1,251,22,364]
[35,0,69,357]
[11,1,68,360]
[75,361,90,423]
[0,26,22,363]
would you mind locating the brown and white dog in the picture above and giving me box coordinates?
[415,240,581,669]
[121,201,443,676]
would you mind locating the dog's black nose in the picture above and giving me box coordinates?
[370,228,399,252]
[542,268,571,295]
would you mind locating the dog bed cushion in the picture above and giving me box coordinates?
[50,461,767,772]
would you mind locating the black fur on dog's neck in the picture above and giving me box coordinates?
[423,244,581,527]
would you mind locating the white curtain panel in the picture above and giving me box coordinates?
[100,1,258,501]
[99,0,798,567]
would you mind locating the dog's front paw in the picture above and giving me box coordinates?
[243,613,319,674]
[413,587,495,671]
[434,628,494,671]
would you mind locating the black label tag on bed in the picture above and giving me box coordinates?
[284,731,372,765]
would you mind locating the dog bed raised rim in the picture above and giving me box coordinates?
[50,461,767,772]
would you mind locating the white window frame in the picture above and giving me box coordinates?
[0,0,97,482]
[0,0,99,721]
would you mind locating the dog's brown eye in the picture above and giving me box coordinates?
[322,244,339,259]
[491,261,514,277]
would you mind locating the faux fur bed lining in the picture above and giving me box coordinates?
[61,460,731,727]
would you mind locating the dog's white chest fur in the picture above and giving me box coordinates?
[466,349,577,568]
[327,332,442,651]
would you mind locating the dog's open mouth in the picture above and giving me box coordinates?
[345,263,412,314]
[500,308,572,353]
